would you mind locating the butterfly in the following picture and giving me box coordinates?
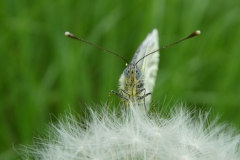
[110,29,159,111]
[65,29,200,111]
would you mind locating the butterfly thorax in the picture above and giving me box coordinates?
[119,63,144,106]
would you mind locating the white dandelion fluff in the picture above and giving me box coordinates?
[20,103,240,160]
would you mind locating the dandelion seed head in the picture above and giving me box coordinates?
[21,103,240,160]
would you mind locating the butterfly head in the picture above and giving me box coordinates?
[124,63,142,82]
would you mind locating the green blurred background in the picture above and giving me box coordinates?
[1,0,240,159]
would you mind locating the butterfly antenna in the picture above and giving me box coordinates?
[65,31,129,64]
[136,30,201,64]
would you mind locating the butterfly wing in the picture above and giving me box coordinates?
[134,29,160,107]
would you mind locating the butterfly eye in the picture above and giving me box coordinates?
[135,68,141,78]
[124,67,130,78]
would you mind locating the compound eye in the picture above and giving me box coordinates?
[124,67,130,78]
[135,68,141,78]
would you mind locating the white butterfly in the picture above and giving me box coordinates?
[111,29,159,111]
[65,29,200,111]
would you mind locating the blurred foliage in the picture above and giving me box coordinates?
[0,0,240,159]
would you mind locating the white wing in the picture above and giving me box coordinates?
[135,29,160,107]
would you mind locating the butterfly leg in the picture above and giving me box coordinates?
[110,90,129,101]
[105,90,127,117]
[137,88,151,111]
[105,90,126,119]
[109,90,131,109]
[107,90,129,106]
[106,91,111,111]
